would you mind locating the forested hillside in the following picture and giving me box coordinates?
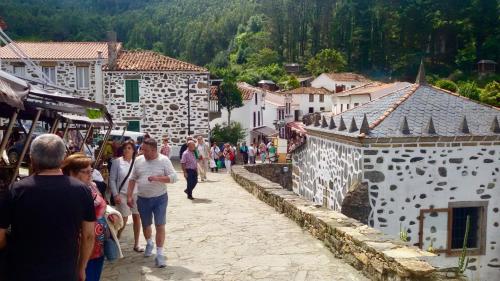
[1,0,499,83]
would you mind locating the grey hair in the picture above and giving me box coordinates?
[30,134,66,169]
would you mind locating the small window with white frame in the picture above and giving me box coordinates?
[42,66,57,84]
[76,66,90,89]
[13,65,25,77]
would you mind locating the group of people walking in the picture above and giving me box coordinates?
[0,132,280,281]
[0,134,178,281]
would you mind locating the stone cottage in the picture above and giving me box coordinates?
[292,64,500,280]
[311,72,371,93]
[0,41,111,101]
[103,50,209,155]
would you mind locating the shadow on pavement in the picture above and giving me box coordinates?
[191,198,212,204]
[154,265,202,280]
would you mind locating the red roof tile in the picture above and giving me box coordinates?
[281,87,332,95]
[237,82,262,100]
[325,72,371,82]
[0,42,113,60]
[110,50,207,72]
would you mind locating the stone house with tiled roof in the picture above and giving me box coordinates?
[103,50,209,155]
[281,86,333,117]
[0,41,113,101]
[293,63,500,280]
[0,39,210,154]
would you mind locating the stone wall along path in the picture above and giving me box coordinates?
[101,163,369,281]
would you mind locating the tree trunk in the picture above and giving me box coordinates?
[227,109,231,125]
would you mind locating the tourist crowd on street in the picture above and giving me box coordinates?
[0,132,280,281]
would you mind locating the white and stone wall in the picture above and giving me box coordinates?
[103,71,209,156]
[364,145,500,281]
[1,60,101,100]
[292,135,363,210]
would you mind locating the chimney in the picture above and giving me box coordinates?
[107,31,118,70]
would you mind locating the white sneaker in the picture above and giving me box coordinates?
[145,243,154,257]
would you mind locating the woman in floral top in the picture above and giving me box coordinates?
[62,154,108,281]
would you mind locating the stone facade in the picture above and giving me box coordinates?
[103,71,209,154]
[292,135,500,281]
[292,135,363,210]
[1,60,101,100]
[244,163,292,190]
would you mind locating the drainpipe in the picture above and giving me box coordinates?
[95,51,104,103]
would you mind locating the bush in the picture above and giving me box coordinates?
[210,122,246,145]
[480,81,500,107]
[458,81,481,101]
[435,79,458,92]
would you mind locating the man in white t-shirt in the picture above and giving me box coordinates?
[127,138,177,268]
[196,136,210,181]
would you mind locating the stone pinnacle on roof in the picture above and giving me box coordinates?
[400,116,410,135]
[491,116,500,133]
[359,114,370,134]
[329,116,336,129]
[321,116,328,128]
[348,117,358,133]
[459,116,470,134]
[425,117,436,134]
[415,59,428,85]
[338,116,347,131]
[314,115,321,127]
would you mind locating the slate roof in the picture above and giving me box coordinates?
[307,83,500,138]
[110,50,207,72]
[0,42,113,60]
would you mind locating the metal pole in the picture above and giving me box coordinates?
[79,124,93,151]
[94,125,112,170]
[187,78,191,135]
[50,117,60,134]
[10,109,42,186]
[0,109,19,157]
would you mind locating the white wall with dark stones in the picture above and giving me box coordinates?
[364,145,500,281]
[292,135,363,210]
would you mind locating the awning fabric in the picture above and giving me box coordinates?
[286,121,306,134]
[252,126,278,137]
[0,70,29,109]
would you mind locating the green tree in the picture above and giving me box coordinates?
[278,75,300,90]
[458,81,481,101]
[435,79,458,92]
[210,122,246,145]
[247,48,281,67]
[306,49,347,76]
[219,79,243,124]
[480,81,500,107]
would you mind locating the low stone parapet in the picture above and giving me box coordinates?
[244,163,292,190]
[231,166,465,281]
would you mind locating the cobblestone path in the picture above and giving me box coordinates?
[101,166,369,281]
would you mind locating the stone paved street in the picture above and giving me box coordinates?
[101,165,369,281]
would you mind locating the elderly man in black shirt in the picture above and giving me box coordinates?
[0,134,96,281]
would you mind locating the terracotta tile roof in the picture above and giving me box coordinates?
[325,72,371,83]
[335,82,411,98]
[237,82,262,100]
[281,87,332,95]
[110,50,207,72]
[0,42,113,60]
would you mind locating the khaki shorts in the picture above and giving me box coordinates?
[115,193,139,217]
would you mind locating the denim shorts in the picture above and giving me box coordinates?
[136,193,168,227]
